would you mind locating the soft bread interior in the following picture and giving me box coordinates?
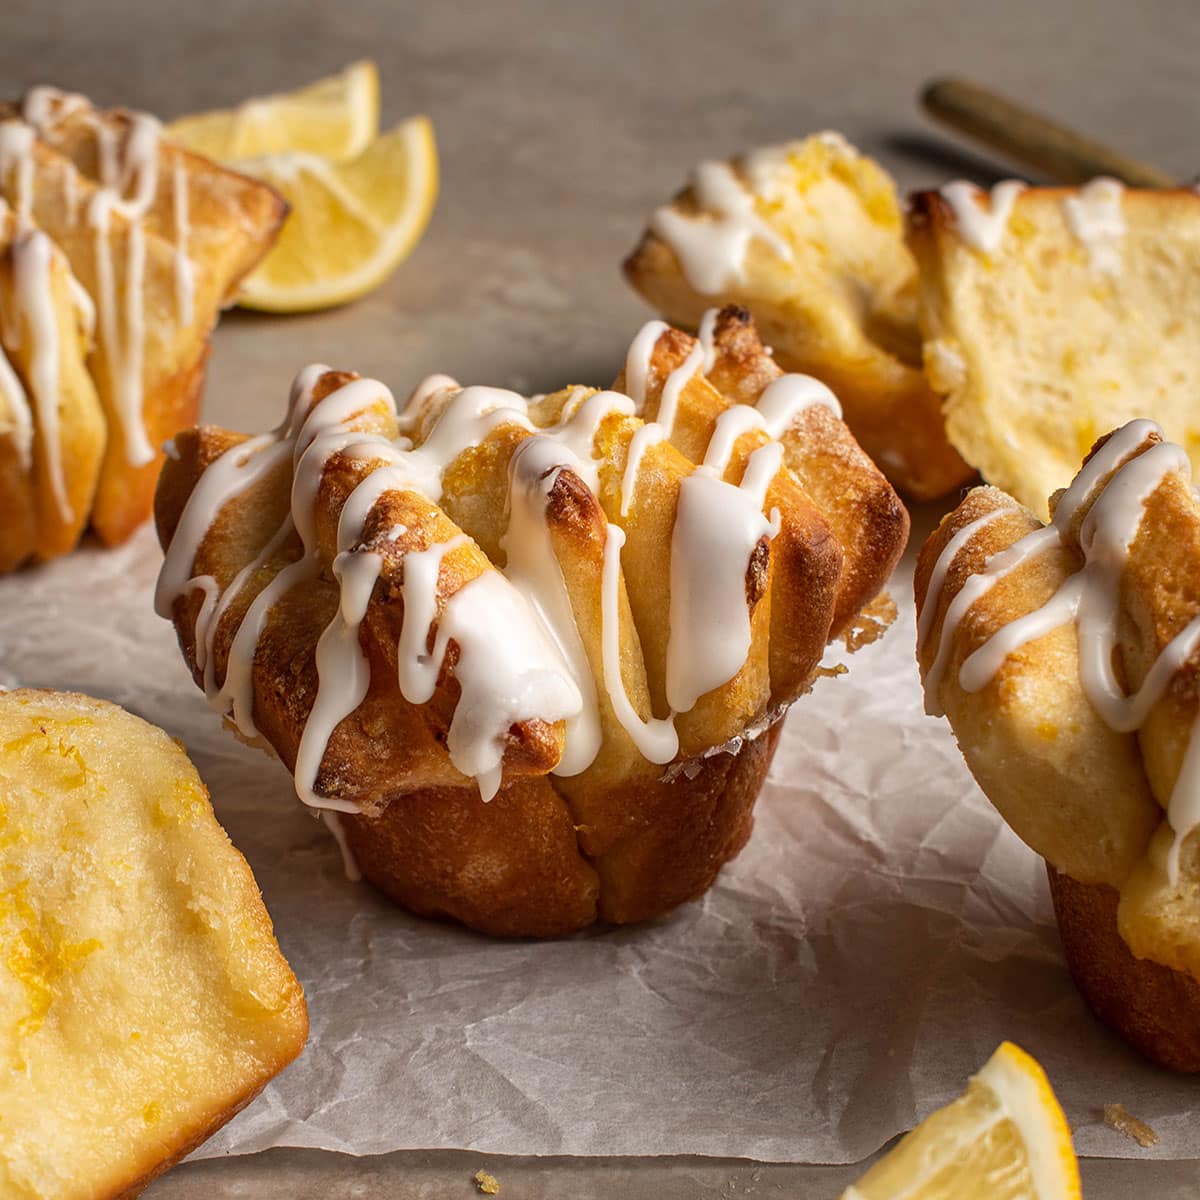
[0,689,307,1199]
[909,186,1200,519]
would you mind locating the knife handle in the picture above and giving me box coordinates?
[921,77,1177,188]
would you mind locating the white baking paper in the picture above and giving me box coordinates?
[1,512,1197,1165]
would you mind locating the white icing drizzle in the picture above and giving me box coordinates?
[1062,177,1125,274]
[501,437,602,776]
[67,274,95,340]
[623,319,668,409]
[321,810,362,882]
[667,441,782,713]
[696,307,719,369]
[11,230,69,519]
[650,159,793,293]
[407,372,460,409]
[755,372,842,425]
[922,420,1200,881]
[600,524,679,763]
[294,544,384,813]
[159,315,838,810]
[939,180,1025,254]
[656,341,705,436]
[6,90,172,469]
[171,157,195,326]
[619,422,664,516]
[0,124,36,228]
[0,346,31,467]
[915,508,1006,656]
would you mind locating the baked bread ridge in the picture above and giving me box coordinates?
[0,84,286,564]
[908,179,1200,520]
[623,131,973,500]
[0,688,308,1197]
[155,307,906,935]
[916,421,1200,1069]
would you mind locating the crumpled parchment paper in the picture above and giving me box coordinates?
[2,519,1197,1164]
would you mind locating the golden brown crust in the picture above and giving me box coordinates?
[341,723,780,937]
[1048,866,1200,1073]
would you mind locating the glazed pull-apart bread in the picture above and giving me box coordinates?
[909,178,1200,518]
[623,133,973,500]
[0,85,285,568]
[155,306,908,936]
[916,421,1200,1070]
[0,689,307,1198]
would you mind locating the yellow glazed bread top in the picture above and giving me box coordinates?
[0,689,307,1199]
[916,422,1200,982]
[623,133,972,500]
[909,179,1200,519]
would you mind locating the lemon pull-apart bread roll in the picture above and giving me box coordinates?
[155,306,908,936]
[916,421,1200,1070]
[909,180,1200,519]
[0,689,307,1199]
[0,85,285,563]
[624,133,973,501]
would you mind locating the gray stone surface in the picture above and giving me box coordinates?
[5,0,1200,1193]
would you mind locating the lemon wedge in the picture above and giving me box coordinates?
[233,116,438,313]
[167,60,379,162]
[840,1042,1081,1200]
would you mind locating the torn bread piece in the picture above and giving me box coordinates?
[0,689,307,1198]
[909,179,1200,519]
[624,133,973,500]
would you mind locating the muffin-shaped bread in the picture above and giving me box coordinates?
[916,421,1200,1069]
[155,307,908,936]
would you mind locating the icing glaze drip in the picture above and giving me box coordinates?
[923,420,1200,882]
[939,180,1025,254]
[623,319,668,409]
[321,810,362,882]
[1063,177,1125,274]
[600,524,679,763]
[171,157,195,326]
[0,347,31,467]
[12,230,69,519]
[294,544,384,812]
[619,422,664,516]
[667,442,782,713]
[7,89,178,469]
[651,159,793,294]
[501,436,602,776]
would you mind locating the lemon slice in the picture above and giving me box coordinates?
[166,60,379,162]
[840,1043,1081,1200]
[234,116,438,313]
